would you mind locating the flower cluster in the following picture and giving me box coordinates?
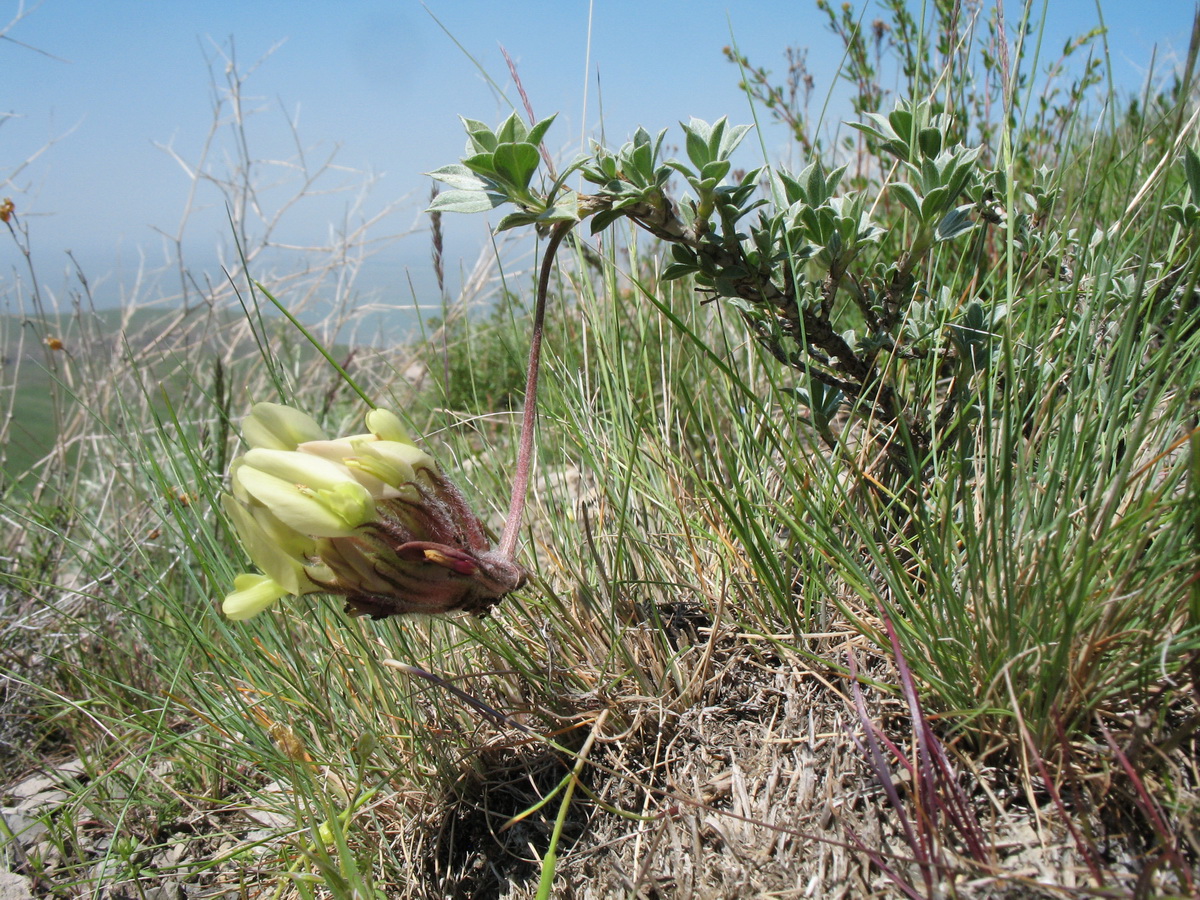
[221,402,526,621]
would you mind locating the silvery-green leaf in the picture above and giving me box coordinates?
[495,211,540,233]
[888,182,923,219]
[427,189,507,214]
[936,205,976,242]
[493,142,541,190]
[426,164,487,192]
[527,113,558,148]
[719,123,753,159]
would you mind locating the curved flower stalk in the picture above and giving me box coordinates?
[221,402,527,621]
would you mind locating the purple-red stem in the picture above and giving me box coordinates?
[1051,714,1106,884]
[497,222,571,560]
[1103,724,1194,892]
[848,651,924,863]
[385,661,535,735]
[882,614,990,863]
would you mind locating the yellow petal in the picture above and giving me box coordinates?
[349,441,434,497]
[223,573,289,620]
[237,449,376,537]
[369,440,436,475]
[365,408,411,443]
[222,495,314,595]
[296,438,392,499]
[242,402,327,451]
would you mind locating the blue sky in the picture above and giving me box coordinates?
[2,1,1194,311]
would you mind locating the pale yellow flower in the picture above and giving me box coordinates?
[221,403,525,621]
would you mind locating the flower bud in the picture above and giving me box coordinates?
[364,407,411,442]
[241,401,327,450]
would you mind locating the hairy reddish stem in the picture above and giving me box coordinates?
[497,221,572,560]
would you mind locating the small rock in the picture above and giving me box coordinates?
[52,759,85,780]
[90,857,125,883]
[4,758,84,803]
[0,807,47,848]
[0,872,34,900]
[241,807,291,829]
[143,881,184,900]
[5,776,56,802]
[243,828,286,855]
[149,840,188,870]
[19,789,66,809]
